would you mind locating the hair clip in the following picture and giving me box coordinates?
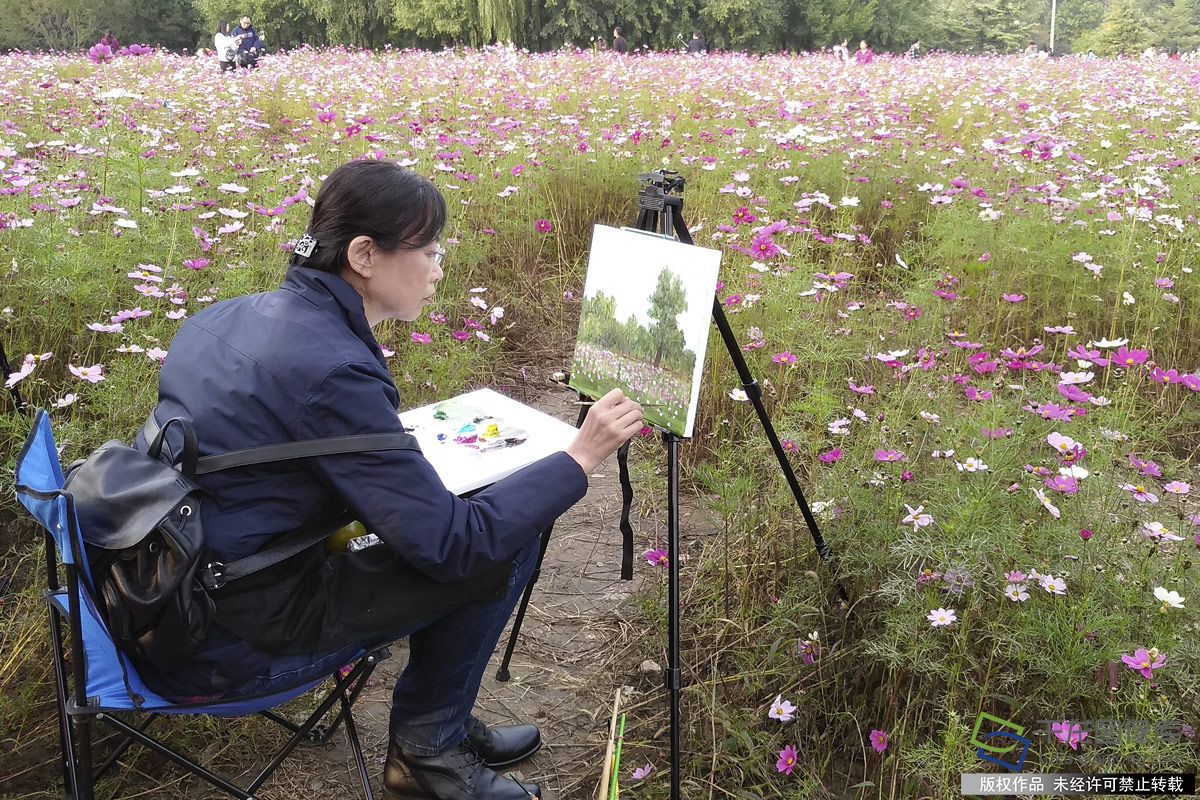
[294,233,318,258]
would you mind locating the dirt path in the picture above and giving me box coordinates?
[240,384,715,800]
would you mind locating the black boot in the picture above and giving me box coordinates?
[384,741,540,800]
[465,716,542,768]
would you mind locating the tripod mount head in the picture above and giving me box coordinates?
[636,169,685,214]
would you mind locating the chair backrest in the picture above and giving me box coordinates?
[14,410,73,562]
[13,411,331,714]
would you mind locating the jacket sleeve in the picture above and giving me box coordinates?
[294,362,589,582]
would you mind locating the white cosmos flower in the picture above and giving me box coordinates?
[1153,586,1185,609]
[1058,371,1094,385]
[1090,337,1128,349]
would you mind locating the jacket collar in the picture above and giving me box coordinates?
[279,267,385,367]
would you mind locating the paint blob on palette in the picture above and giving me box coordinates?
[400,388,580,495]
[429,403,529,453]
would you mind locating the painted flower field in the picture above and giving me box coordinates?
[1,46,1199,797]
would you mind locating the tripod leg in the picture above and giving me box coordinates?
[495,524,553,681]
[664,433,682,800]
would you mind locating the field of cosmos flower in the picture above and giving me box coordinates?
[1,45,1198,797]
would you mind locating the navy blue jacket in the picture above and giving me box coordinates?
[230,25,263,52]
[139,267,586,693]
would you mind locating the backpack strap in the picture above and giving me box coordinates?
[199,507,350,590]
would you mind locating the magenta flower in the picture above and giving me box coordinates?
[1001,293,1025,302]
[1044,475,1079,495]
[1052,720,1088,751]
[963,386,992,401]
[1163,481,1190,495]
[772,351,796,365]
[848,380,875,395]
[981,427,1012,439]
[750,236,780,261]
[817,448,842,463]
[1149,367,1181,385]
[644,548,669,568]
[87,43,114,63]
[631,763,654,781]
[410,332,432,344]
[1079,528,1093,541]
[534,219,553,233]
[1121,647,1167,679]
[1111,346,1149,369]
[183,258,210,270]
[1126,454,1162,477]
[775,744,798,775]
[869,729,889,754]
[781,439,798,452]
[875,449,908,463]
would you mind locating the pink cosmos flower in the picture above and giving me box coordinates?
[772,352,796,365]
[875,449,908,463]
[1044,475,1079,494]
[1111,346,1148,369]
[644,548,669,568]
[1001,293,1025,303]
[1005,571,1027,583]
[410,332,432,344]
[534,219,553,233]
[768,694,797,722]
[1126,454,1162,477]
[869,729,889,754]
[1121,648,1166,680]
[631,763,654,781]
[183,258,210,270]
[963,386,992,401]
[818,448,842,463]
[981,427,1012,439]
[69,364,105,383]
[776,744,798,775]
[1052,720,1088,751]
[1163,481,1190,495]
[927,607,956,627]
[1120,483,1159,503]
[848,380,875,395]
[1079,528,1093,541]
[87,43,114,63]
[901,504,933,531]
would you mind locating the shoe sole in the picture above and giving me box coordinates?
[385,758,541,798]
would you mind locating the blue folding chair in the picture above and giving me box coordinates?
[14,410,390,799]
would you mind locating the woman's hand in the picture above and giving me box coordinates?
[566,388,644,474]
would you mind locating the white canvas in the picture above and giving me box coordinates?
[568,224,722,438]
[399,388,579,495]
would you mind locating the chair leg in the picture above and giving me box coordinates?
[96,713,254,800]
[94,715,158,780]
[308,659,379,745]
[49,609,92,800]
[339,691,375,800]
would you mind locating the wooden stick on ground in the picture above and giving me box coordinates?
[596,689,623,800]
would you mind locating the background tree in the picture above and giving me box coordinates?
[646,268,687,369]
[1080,0,1147,53]
[1150,0,1200,50]
[0,0,102,51]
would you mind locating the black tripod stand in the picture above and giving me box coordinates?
[495,170,832,800]
[634,169,831,799]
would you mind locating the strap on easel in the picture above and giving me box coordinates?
[617,440,634,580]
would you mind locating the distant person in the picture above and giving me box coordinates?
[1023,40,1040,57]
[855,40,874,64]
[832,39,850,62]
[905,40,921,57]
[231,16,264,67]
[687,30,705,53]
[214,22,237,72]
[612,26,627,54]
[100,31,120,50]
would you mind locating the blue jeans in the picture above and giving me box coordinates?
[230,535,540,755]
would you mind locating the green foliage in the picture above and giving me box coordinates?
[936,0,1034,52]
[0,0,102,51]
[1081,0,1147,54]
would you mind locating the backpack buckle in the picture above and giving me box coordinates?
[200,562,226,590]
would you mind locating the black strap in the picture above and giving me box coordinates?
[200,507,350,590]
[617,440,634,581]
[141,412,419,476]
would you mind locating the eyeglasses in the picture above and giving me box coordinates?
[432,245,447,267]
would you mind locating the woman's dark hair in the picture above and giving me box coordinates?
[216,22,229,35]
[290,160,445,273]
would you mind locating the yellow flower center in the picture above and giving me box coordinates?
[1140,660,1151,668]
[1135,486,1145,494]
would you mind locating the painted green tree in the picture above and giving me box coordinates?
[647,268,687,369]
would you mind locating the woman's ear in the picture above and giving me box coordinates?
[345,235,375,279]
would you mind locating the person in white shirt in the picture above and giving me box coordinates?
[214,22,238,72]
